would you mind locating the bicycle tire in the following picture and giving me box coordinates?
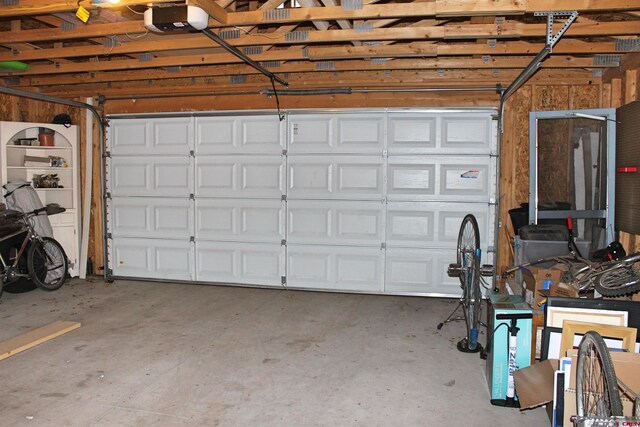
[27,237,69,291]
[456,214,481,351]
[593,254,640,297]
[576,331,623,418]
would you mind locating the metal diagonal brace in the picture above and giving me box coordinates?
[499,10,578,126]
[534,10,579,51]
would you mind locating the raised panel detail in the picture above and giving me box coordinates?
[196,199,284,242]
[110,197,191,238]
[196,156,284,198]
[387,156,492,202]
[289,113,384,154]
[288,200,383,245]
[110,238,192,281]
[287,245,383,292]
[109,156,190,197]
[195,241,283,285]
[109,118,191,155]
[441,115,492,151]
[288,156,383,200]
[195,116,283,154]
[385,248,459,295]
[388,114,436,154]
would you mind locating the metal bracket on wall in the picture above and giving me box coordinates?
[533,11,579,51]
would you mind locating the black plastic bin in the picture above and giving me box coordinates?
[508,202,572,235]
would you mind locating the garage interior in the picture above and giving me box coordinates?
[1,0,640,425]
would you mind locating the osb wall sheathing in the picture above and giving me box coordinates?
[497,83,601,274]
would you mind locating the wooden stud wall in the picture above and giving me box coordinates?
[496,83,601,274]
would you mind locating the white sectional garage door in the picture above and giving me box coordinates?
[106,109,497,296]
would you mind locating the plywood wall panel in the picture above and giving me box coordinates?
[570,84,601,110]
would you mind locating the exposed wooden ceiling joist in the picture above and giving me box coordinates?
[1,0,637,98]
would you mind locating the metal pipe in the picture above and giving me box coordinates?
[201,28,288,87]
[261,88,352,96]
[103,90,263,101]
[352,87,501,93]
[501,46,551,103]
[0,85,107,279]
[104,85,502,102]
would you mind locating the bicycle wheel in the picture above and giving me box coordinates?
[27,237,69,291]
[593,254,640,297]
[456,214,481,352]
[576,331,623,417]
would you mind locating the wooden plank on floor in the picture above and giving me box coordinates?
[0,320,81,362]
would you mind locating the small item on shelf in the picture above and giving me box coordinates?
[16,138,38,146]
[32,173,59,188]
[38,127,55,146]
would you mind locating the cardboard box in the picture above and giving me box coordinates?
[513,358,559,410]
[539,281,579,300]
[515,350,640,426]
[522,266,563,308]
[486,294,533,403]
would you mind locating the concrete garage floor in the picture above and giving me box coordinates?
[0,279,549,426]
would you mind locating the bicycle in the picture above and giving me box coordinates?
[573,331,640,425]
[438,214,494,353]
[0,204,69,299]
[502,250,640,298]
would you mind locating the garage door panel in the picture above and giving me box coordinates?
[109,156,191,197]
[108,118,192,155]
[195,199,285,242]
[287,245,383,291]
[437,205,492,247]
[289,113,385,154]
[441,115,493,152]
[288,156,383,200]
[195,116,284,154]
[385,248,460,295]
[110,238,193,281]
[387,114,437,154]
[196,156,284,198]
[195,241,283,285]
[386,202,492,248]
[288,200,383,245]
[387,156,492,201]
[110,197,192,238]
[386,204,435,247]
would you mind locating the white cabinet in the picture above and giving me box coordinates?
[0,121,81,277]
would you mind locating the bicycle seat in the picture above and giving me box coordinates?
[44,203,66,216]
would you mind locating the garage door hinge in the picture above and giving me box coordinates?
[282,149,287,156]
[281,195,287,201]
[190,150,195,157]
[281,239,287,246]
[190,236,195,243]
[380,242,386,249]
[105,151,111,158]
[281,276,287,285]
[106,232,112,239]
[490,151,498,157]
[488,246,496,253]
[489,199,497,206]
[190,193,195,200]
[104,192,111,199]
